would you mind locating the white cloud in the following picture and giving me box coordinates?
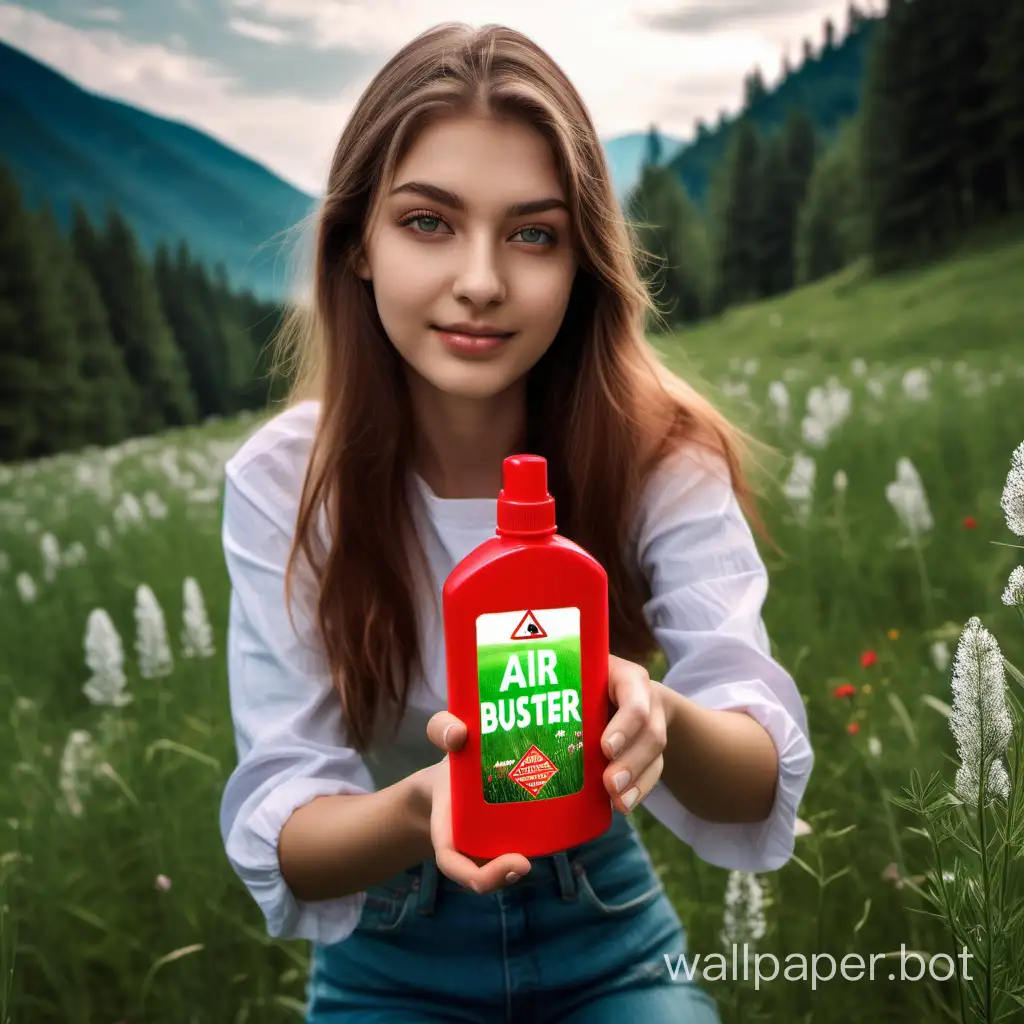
[84,6,123,23]
[228,0,852,137]
[1,0,854,194]
[227,17,292,45]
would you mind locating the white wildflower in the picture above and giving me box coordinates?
[901,368,931,401]
[866,378,886,400]
[885,458,934,537]
[96,526,112,550]
[16,572,37,603]
[1000,442,1024,537]
[113,493,144,533]
[930,640,951,673]
[721,379,750,400]
[868,736,882,758]
[1002,566,1024,607]
[950,617,1011,806]
[59,730,99,818]
[135,584,174,678]
[744,358,759,377]
[801,416,830,448]
[801,377,852,448]
[833,470,848,493]
[83,609,132,707]
[40,532,61,582]
[142,491,168,520]
[768,381,790,423]
[795,818,812,837]
[783,453,816,525]
[851,358,867,377]
[721,871,767,951]
[63,541,88,568]
[181,577,215,659]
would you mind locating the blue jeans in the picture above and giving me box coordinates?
[305,810,720,1022]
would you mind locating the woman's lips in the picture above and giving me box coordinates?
[433,327,515,357]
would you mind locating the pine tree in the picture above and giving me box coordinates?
[79,207,198,434]
[644,124,663,168]
[847,2,866,34]
[752,134,794,296]
[155,241,225,419]
[940,0,1008,225]
[31,205,92,454]
[861,0,935,269]
[627,164,709,326]
[70,204,142,438]
[67,220,134,446]
[797,118,866,283]
[824,18,837,51]
[744,69,767,109]
[989,0,1024,206]
[0,164,42,460]
[711,118,761,308]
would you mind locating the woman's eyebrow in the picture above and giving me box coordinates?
[389,180,569,217]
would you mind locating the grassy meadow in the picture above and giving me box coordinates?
[2,232,1024,1023]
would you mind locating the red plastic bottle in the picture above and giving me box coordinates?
[442,454,613,860]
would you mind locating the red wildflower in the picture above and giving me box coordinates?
[962,516,977,529]
[487,774,493,782]
[833,683,857,699]
[847,722,861,735]
[860,650,878,668]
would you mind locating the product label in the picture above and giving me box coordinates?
[475,606,583,804]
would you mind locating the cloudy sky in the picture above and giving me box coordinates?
[0,0,864,196]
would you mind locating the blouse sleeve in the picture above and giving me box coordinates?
[218,446,377,944]
[634,445,814,873]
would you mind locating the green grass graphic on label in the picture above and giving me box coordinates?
[476,607,583,804]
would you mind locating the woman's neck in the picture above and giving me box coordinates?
[409,376,526,499]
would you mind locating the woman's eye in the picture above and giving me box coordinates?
[413,216,443,233]
[517,227,551,244]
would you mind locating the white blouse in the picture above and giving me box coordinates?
[219,400,814,945]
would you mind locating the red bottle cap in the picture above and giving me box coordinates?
[496,455,556,537]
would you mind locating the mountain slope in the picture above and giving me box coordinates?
[667,18,879,208]
[602,130,688,203]
[0,40,316,301]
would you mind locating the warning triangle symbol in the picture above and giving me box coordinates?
[511,610,547,640]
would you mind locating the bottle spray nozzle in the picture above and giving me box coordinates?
[497,455,556,536]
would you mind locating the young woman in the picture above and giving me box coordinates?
[219,21,813,1023]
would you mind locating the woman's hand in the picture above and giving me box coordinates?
[419,711,532,895]
[601,654,669,813]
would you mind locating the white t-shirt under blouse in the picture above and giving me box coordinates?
[218,399,814,945]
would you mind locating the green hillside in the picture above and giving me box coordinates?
[655,226,1024,379]
[0,39,316,301]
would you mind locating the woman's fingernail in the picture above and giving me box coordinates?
[443,724,454,747]
[506,871,520,884]
[622,787,640,811]
[613,769,631,794]
[606,732,624,758]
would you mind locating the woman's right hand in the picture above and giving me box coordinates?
[416,711,532,895]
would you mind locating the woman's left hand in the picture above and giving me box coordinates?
[601,654,669,813]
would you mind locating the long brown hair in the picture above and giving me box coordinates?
[268,22,774,753]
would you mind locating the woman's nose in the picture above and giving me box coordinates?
[452,236,507,306]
